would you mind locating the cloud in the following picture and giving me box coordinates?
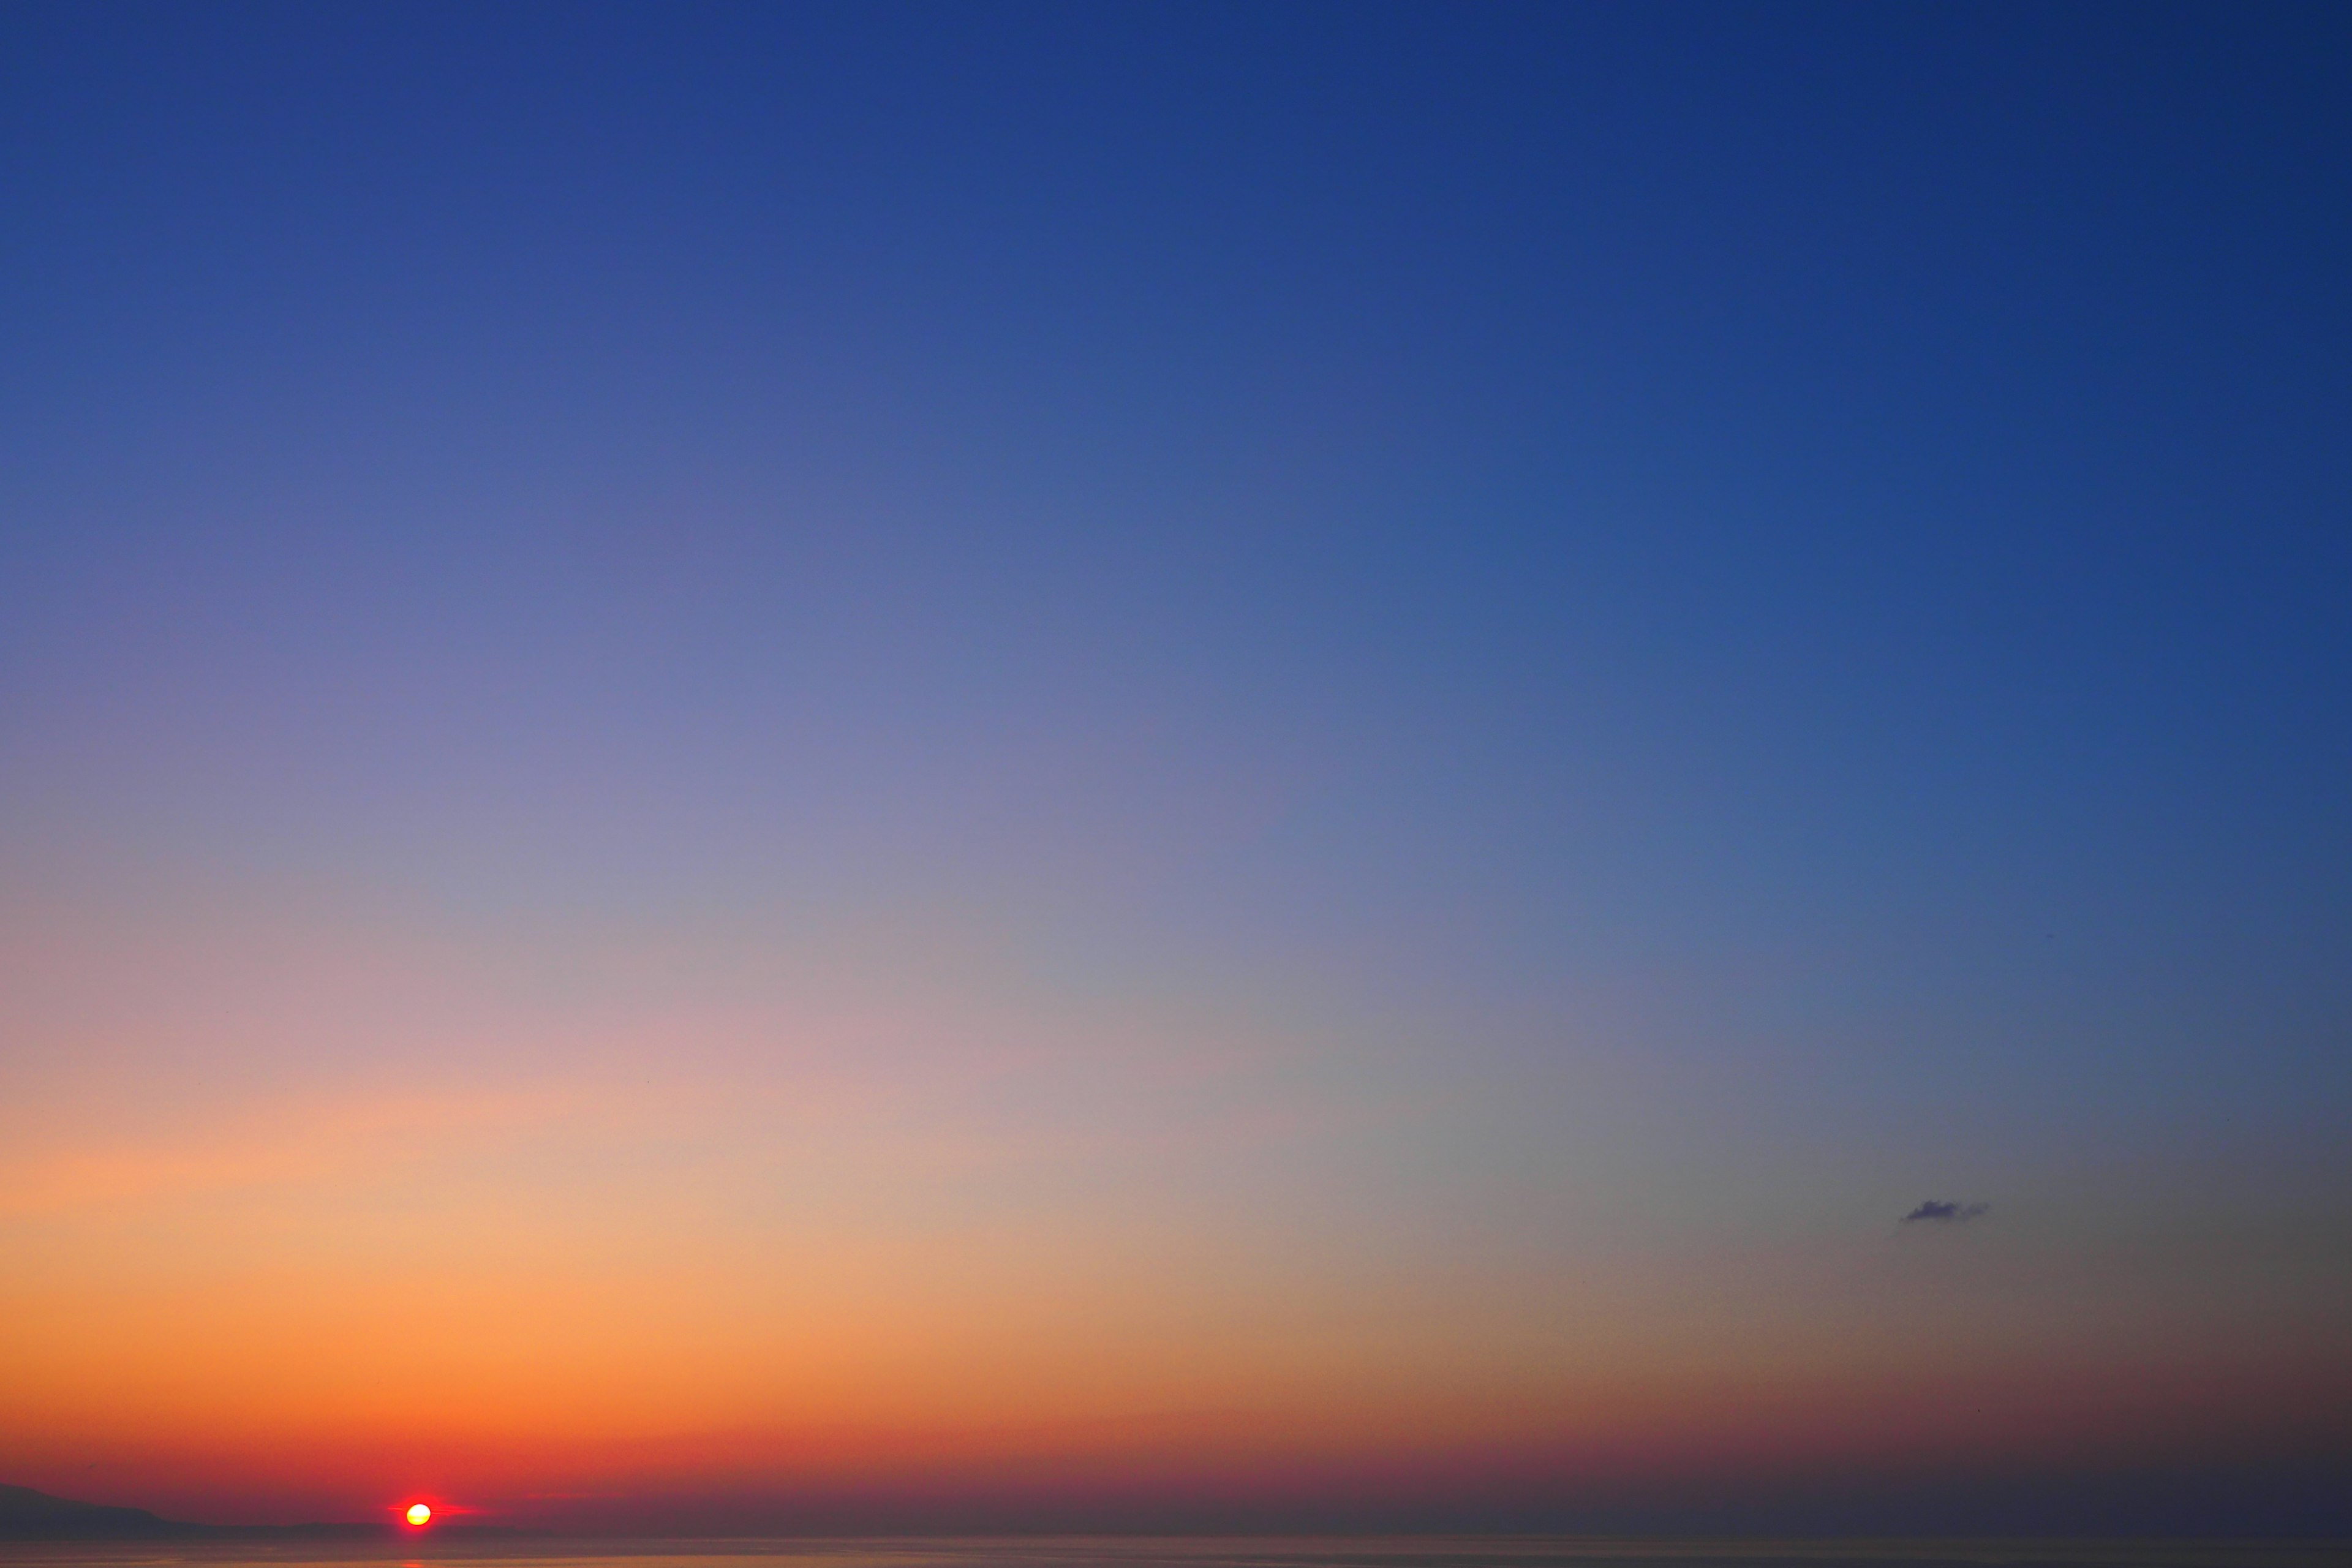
[1900,1199,1989,1224]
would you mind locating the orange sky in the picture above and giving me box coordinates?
[5,870,2348,1532]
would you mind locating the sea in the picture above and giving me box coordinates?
[0,1538,2341,1568]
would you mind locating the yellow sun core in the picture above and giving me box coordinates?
[406,1504,432,1527]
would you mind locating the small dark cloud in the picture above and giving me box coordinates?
[1901,1199,1989,1224]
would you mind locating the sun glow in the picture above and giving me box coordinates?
[405,1503,432,1527]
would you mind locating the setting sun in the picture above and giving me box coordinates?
[405,1503,432,1527]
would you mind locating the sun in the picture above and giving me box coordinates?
[405,1503,432,1528]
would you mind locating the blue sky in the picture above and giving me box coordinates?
[2,1,2349,1533]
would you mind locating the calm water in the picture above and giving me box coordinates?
[0,1539,2341,1568]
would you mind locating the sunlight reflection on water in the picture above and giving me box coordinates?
[1,1539,2341,1568]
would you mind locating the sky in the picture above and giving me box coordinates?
[2,0,2350,1538]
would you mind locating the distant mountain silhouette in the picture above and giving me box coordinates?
[0,1483,181,1537]
[0,1484,383,1540]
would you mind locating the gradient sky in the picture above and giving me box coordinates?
[3,0,2350,1538]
